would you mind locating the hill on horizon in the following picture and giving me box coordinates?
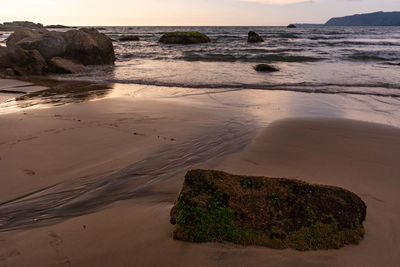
[325,11,400,26]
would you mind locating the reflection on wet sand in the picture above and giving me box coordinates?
[0,76,113,111]
[0,116,255,231]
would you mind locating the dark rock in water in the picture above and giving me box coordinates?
[159,31,210,44]
[287,24,297,28]
[96,27,106,31]
[170,169,366,250]
[0,21,43,31]
[8,46,47,75]
[49,57,86,74]
[248,31,264,43]
[45,25,72,29]
[0,46,11,68]
[119,35,140,42]
[254,64,279,72]
[62,28,115,65]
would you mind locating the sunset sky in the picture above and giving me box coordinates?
[1,0,400,26]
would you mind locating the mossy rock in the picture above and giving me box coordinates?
[159,31,211,44]
[170,170,367,250]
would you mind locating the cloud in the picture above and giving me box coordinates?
[241,0,317,4]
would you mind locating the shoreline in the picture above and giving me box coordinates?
[0,77,400,266]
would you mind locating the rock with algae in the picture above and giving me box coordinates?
[170,169,367,250]
[159,31,210,44]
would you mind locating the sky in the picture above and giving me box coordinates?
[1,0,400,26]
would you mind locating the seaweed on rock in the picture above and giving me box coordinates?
[159,31,210,44]
[170,169,367,250]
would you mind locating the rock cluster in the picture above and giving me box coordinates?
[0,28,115,75]
[0,21,44,31]
[159,31,210,44]
[171,169,367,250]
[247,31,264,43]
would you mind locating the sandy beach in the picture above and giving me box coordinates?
[0,77,399,266]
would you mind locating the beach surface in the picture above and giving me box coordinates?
[0,79,399,266]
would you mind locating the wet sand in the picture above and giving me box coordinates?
[219,118,400,266]
[0,97,218,204]
[0,80,400,266]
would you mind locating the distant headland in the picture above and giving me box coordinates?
[325,11,400,26]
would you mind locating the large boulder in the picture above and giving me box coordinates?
[287,24,297,28]
[248,31,264,43]
[62,28,115,65]
[8,46,47,75]
[0,46,11,68]
[159,31,210,44]
[48,57,86,74]
[170,170,366,250]
[6,28,47,47]
[16,31,66,61]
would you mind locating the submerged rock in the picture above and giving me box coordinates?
[119,35,140,42]
[159,31,210,44]
[287,24,297,28]
[247,31,264,43]
[170,170,366,250]
[254,64,279,72]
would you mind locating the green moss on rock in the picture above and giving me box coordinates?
[159,31,211,44]
[170,170,367,250]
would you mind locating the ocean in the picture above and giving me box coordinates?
[1,26,400,123]
[66,26,400,96]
